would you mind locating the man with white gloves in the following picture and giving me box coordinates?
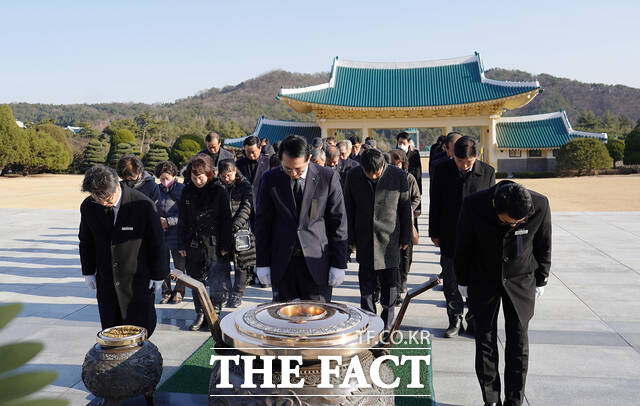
[454,180,551,406]
[255,135,348,303]
[79,165,167,337]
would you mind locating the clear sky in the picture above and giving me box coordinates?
[2,0,638,104]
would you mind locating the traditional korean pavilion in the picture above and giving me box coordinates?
[275,52,606,172]
[224,116,320,147]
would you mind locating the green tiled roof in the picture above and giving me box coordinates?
[278,52,540,108]
[496,111,607,149]
[224,117,320,146]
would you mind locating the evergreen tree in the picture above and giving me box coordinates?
[623,127,640,165]
[142,141,170,172]
[557,138,612,174]
[170,134,205,168]
[108,143,135,168]
[576,110,598,130]
[0,105,29,172]
[606,138,625,168]
[81,138,107,172]
[33,123,73,169]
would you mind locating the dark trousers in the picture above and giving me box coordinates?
[185,245,218,314]
[398,243,413,293]
[272,254,332,303]
[469,286,529,405]
[359,266,397,329]
[162,249,186,296]
[214,261,247,301]
[441,255,464,318]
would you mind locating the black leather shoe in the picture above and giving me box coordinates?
[465,318,476,337]
[189,313,205,331]
[394,294,403,307]
[227,295,242,308]
[444,316,464,338]
[259,283,271,289]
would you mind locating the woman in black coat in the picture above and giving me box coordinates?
[218,159,256,308]
[178,154,232,330]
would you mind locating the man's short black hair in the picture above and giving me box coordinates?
[279,135,310,160]
[360,148,386,174]
[311,137,323,148]
[396,131,410,141]
[82,165,119,200]
[243,136,260,148]
[269,153,281,169]
[494,181,534,220]
[365,137,377,148]
[349,135,361,145]
[454,136,478,159]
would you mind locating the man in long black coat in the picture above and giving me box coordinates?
[255,135,348,302]
[79,165,166,337]
[199,132,235,169]
[344,148,412,329]
[429,136,495,337]
[454,180,551,406]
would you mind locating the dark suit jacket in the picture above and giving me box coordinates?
[236,154,271,207]
[198,147,235,167]
[337,157,359,185]
[407,149,422,195]
[78,186,166,336]
[344,165,412,270]
[255,163,348,287]
[454,181,552,322]
[429,159,495,257]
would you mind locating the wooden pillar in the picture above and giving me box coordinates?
[487,118,498,169]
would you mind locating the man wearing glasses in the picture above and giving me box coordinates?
[454,180,552,406]
[254,135,348,302]
[78,165,166,337]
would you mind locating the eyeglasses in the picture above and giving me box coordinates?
[281,165,306,176]
[92,190,117,206]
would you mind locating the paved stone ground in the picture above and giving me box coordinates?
[1,178,639,405]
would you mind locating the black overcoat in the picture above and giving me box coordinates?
[78,186,166,336]
[454,182,552,323]
[429,159,495,257]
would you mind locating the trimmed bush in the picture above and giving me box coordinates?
[606,138,625,168]
[0,105,29,172]
[623,127,640,165]
[107,143,134,168]
[170,134,205,168]
[81,138,106,172]
[512,171,557,179]
[143,141,170,172]
[556,138,612,175]
[495,172,508,179]
[33,123,73,169]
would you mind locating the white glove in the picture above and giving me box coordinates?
[536,286,545,298]
[149,280,163,293]
[84,275,97,290]
[256,267,271,285]
[328,267,346,287]
[458,285,468,298]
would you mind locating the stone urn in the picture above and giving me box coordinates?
[82,325,163,405]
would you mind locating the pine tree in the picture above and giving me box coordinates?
[81,138,107,172]
[142,141,170,172]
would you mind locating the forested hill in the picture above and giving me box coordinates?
[8,68,640,138]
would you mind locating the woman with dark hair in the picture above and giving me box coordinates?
[390,149,421,305]
[178,154,233,330]
[218,159,256,307]
[155,161,186,304]
[117,154,160,202]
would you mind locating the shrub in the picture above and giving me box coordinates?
[623,127,640,165]
[143,141,170,172]
[170,133,205,168]
[0,105,29,172]
[81,138,106,172]
[107,143,134,168]
[606,138,625,168]
[495,172,508,179]
[33,123,73,169]
[111,129,136,146]
[23,129,70,173]
[556,138,612,175]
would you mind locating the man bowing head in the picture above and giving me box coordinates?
[255,135,348,302]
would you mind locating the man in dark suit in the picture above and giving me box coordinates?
[79,165,166,337]
[199,132,235,169]
[344,148,412,329]
[235,135,271,207]
[430,136,496,337]
[255,135,348,302]
[455,181,551,406]
[336,141,359,186]
[349,135,362,162]
[396,131,423,200]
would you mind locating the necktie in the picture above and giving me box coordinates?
[105,206,115,226]
[293,178,303,217]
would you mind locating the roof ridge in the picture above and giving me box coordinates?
[259,118,320,127]
[497,112,565,123]
[334,54,478,69]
